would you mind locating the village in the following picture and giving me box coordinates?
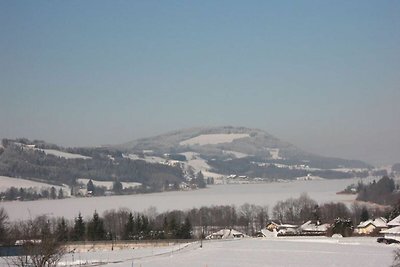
[203,215,400,243]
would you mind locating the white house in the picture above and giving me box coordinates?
[355,217,388,235]
[380,226,400,242]
[387,215,400,227]
[299,221,329,235]
[206,229,247,239]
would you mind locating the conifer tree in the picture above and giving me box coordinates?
[72,213,86,241]
[56,217,68,242]
[123,212,135,240]
[87,210,106,241]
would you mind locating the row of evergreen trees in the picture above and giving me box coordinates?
[0,186,64,201]
[49,211,192,243]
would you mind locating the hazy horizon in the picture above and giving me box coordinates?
[1,1,399,166]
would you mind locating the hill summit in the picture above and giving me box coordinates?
[117,126,371,171]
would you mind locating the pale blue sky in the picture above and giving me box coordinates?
[0,1,399,165]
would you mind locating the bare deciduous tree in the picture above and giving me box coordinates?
[5,218,66,267]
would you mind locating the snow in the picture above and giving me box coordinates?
[179,134,250,146]
[0,175,67,193]
[1,177,371,221]
[388,215,400,227]
[357,217,387,228]
[1,237,392,267]
[206,228,247,239]
[381,226,400,234]
[179,152,225,181]
[123,154,165,164]
[39,149,91,160]
[129,237,394,267]
[222,150,249,159]
[267,148,282,160]
[181,152,209,171]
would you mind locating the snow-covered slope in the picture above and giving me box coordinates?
[39,149,91,159]
[117,126,371,170]
[0,175,68,193]
[180,133,250,146]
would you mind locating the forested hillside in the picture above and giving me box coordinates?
[0,139,184,192]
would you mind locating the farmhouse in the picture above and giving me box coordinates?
[387,215,400,227]
[299,221,329,236]
[355,217,388,235]
[266,221,280,231]
[206,229,247,239]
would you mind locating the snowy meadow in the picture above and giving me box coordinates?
[1,177,374,221]
[1,237,393,267]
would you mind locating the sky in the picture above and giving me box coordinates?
[0,1,399,165]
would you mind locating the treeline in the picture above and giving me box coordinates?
[356,176,400,205]
[0,186,65,201]
[1,193,392,245]
[0,139,184,192]
[0,208,195,245]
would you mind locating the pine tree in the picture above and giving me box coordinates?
[123,212,135,240]
[195,171,206,188]
[360,207,370,222]
[58,188,64,199]
[112,180,123,194]
[73,213,86,241]
[179,217,192,239]
[50,186,57,199]
[168,216,178,239]
[87,210,106,241]
[87,179,95,194]
[56,217,69,242]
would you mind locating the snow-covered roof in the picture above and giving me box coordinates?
[357,219,373,228]
[300,221,329,232]
[206,228,247,239]
[357,217,387,229]
[388,215,400,227]
[381,226,400,234]
[373,217,388,228]
[279,224,298,229]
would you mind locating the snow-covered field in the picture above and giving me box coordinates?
[0,175,66,193]
[0,237,393,267]
[38,149,91,159]
[179,133,250,146]
[1,177,371,221]
[133,237,395,267]
[222,150,249,158]
[123,154,165,164]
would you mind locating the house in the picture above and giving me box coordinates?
[387,215,400,227]
[266,221,280,231]
[277,224,299,235]
[299,221,329,236]
[380,226,400,242]
[256,228,278,238]
[355,217,388,235]
[205,229,247,239]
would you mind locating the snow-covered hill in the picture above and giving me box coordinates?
[115,126,372,181]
